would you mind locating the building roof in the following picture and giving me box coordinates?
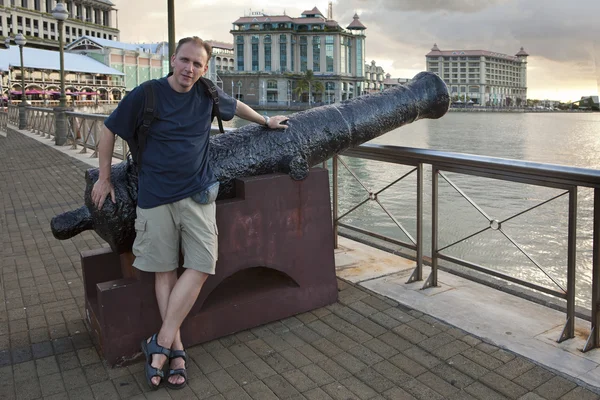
[206,40,234,51]
[301,7,324,17]
[347,13,366,30]
[515,47,529,57]
[95,0,115,6]
[67,36,168,55]
[426,46,520,61]
[0,46,124,75]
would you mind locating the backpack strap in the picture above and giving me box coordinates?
[133,80,157,174]
[198,77,224,133]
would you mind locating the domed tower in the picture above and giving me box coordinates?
[516,47,529,102]
[347,13,367,96]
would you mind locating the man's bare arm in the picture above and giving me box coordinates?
[234,101,288,129]
[91,126,117,209]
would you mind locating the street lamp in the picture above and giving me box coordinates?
[52,2,68,109]
[52,2,70,145]
[13,33,27,129]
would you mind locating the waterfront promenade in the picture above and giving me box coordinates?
[1,126,600,399]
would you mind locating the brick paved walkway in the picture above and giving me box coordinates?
[1,128,599,399]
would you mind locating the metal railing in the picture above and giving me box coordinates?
[7,104,19,125]
[334,144,600,350]
[0,107,7,133]
[27,107,56,139]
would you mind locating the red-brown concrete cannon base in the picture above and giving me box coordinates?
[81,169,338,366]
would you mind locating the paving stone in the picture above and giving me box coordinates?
[207,369,239,393]
[399,378,445,400]
[431,339,472,360]
[430,361,474,389]
[534,376,578,400]
[61,367,88,391]
[225,363,257,386]
[263,374,301,398]
[349,301,380,317]
[332,351,367,374]
[316,358,352,381]
[222,387,252,400]
[280,331,306,348]
[38,372,66,397]
[296,344,327,364]
[303,387,334,400]
[280,347,312,368]
[243,357,276,380]
[212,348,241,369]
[447,354,490,379]
[90,381,120,400]
[300,364,336,386]
[292,325,322,344]
[282,368,317,392]
[322,382,359,400]
[188,374,220,399]
[263,334,293,353]
[341,375,379,399]
[228,343,258,363]
[242,380,278,400]
[264,352,295,373]
[83,362,109,385]
[14,378,42,400]
[403,346,442,369]
[559,386,600,400]
[371,312,403,329]
[480,371,528,399]
[513,366,555,391]
[394,324,428,344]
[464,381,509,400]
[462,347,505,370]
[35,355,59,377]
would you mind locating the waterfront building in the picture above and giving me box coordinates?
[221,6,366,105]
[0,44,125,104]
[66,36,168,92]
[426,44,528,106]
[382,73,409,90]
[206,40,235,87]
[364,60,383,93]
[0,0,119,50]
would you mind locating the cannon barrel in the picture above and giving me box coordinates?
[50,72,449,253]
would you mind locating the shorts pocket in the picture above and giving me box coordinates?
[133,218,150,255]
[191,182,220,204]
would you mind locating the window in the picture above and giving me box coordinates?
[312,36,320,72]
[325,36,334,72]
[267,80,277,89]
[300,36,307,72]
[264,35,271,71]
[340,37,346,74]
[236,36,244,71]
[34,0,40,10]
[251,35,259,71]
[21,0,27,7]
[279,35,287,72]
[356,39,363,77]
[46,0,52,13]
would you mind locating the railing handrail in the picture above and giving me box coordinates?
[344,144,600,189]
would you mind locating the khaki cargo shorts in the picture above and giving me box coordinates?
[132,197,218,274]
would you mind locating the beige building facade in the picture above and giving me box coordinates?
[222,7,367,105]
[426,44,528,106]
[0,0,118,50]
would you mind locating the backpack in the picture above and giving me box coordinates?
[129,76,225,173]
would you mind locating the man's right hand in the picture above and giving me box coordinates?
[91,178,116,210]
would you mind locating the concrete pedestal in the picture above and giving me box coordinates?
[81,169,338,366]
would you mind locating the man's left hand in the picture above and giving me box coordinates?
[266,115,289,129]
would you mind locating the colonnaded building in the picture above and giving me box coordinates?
[0,0,119,50]
[219,5,367,105]
[426,44,529,106]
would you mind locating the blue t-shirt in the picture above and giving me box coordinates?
[104,77,237,209]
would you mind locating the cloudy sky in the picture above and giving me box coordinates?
[112,0,600,102]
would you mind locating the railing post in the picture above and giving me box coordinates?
[54,107,69,145]
[333,155,338,249]
[18,102,28,130]
[559,187,577,342]
[407,163,424,283]
[584,188,600,352]
[423,166,439,289]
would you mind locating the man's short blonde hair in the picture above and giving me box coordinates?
[175,37,212,60]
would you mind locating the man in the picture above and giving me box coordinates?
[91,37,288,390]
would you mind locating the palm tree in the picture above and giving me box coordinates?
[293,70,324,106]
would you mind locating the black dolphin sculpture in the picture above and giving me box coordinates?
[51,72,450,253]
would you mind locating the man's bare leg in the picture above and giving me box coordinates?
[147,270,183,386]
[150,269,209,386]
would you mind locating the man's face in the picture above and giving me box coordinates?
[170,42,209,92]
